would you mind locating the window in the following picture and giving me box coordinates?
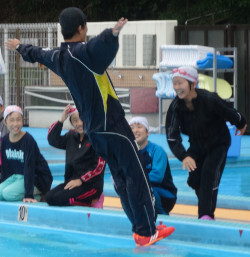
[123,35,136,66]
[143,34,156,66]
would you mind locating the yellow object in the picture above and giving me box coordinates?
[198,74,232,99]
[104,196,250,223]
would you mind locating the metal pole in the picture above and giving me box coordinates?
[16,28,21,107]
[213,48,217,93]
[234,47,238,109]
[4,28,9,106]
[159,98,163,133]
[48,27,52,85]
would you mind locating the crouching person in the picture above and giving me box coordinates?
[129,116,177,215]
[46,105,105,208]
[0,105,52,203]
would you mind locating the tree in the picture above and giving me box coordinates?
[0,0,249,24]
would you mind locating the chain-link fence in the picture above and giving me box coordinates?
[0,23,58,125]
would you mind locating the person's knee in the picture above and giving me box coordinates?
[2,188,23,201]
[45,191,68,206]
[0,192,4,201]
[187,175,199,190]
[45,192,55,205]
[187,178,195,189]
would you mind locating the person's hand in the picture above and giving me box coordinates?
[59,104,72,123]
[23,198,38,203]
[5,38,21,50]
[182,156,197,172]
[112,17,128,37]
[64,179,83,190]
[235,124,247,136]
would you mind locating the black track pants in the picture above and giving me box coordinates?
[89,119,157,236]
[187,145,228,218]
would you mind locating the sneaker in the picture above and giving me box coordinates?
[156,224,167,230]
[200,215,215,220]
[133,226,175,246]
[91,193,104,209]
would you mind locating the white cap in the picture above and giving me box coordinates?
[0,96,3,106]
[173,66,198,83]
[4,105,23,120]
[129,116,149,131]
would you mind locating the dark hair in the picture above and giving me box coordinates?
[59,7,87,40]
[188,81,194,90]
[69,115,73,124]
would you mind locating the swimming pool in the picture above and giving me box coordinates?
[1,222,249,257]
[6,127,247,256]
[0,202,249,257]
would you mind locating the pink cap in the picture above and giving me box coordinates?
[68,105,78,117]
[4,105,23,120]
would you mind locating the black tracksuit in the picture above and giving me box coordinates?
[165,89,247,218]
[17,28,156,236]
[46,121,105,206]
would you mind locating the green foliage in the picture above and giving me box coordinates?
[0,0,250,24]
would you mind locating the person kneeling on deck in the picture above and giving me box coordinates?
[46,105,105,208]
[0,105,52,203]
[129,117,177,215]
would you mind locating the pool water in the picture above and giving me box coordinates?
[1,221,249,257]
[0,128,246,257]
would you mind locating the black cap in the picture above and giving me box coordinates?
[59,7,87,39]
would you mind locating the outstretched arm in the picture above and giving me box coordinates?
[112,17,128,37]
[5,38,21,50]
[85,17,128,74]
[5,38,57,72]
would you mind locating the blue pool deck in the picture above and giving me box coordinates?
[0,202,250,257]
[0,127,249,256]
[22,127,250,211]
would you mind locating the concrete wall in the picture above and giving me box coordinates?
[57,20,177,69]
[28,20,177,130]
[27,100,172,132]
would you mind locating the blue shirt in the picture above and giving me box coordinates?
[142,141,177,197]
[142,141,167,184]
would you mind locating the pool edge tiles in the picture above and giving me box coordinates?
[0,202,131,237]
[0,201,249,251]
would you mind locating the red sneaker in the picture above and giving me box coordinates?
[133,226,175,246]
[156,224,167,230]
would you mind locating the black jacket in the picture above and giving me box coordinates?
[47,121,105,184]
[18,29,124,133]
[165,89,247,161]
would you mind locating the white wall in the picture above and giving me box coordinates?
[57,20,177,68]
